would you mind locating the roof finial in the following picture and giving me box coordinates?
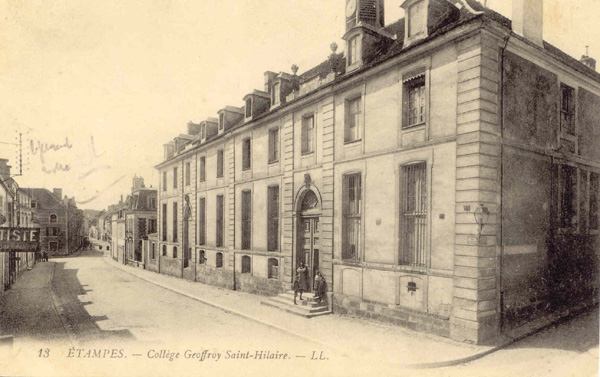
[291,64,299,75]
[586,45,590,56]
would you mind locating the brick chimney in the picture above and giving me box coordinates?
[53,188,63,201]
[581,47,596,71]
[513,0,544,47]
[0,159,12,181]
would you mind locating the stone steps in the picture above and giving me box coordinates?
[260,291,332,318]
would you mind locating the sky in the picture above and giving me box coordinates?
[0,0,598,210]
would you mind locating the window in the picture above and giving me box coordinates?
[173,246,178,259]
[198,198,206,245]
[560,84,576,136]
[52,227,58,236]
[242,138,251,170]
[185,162,191,186]
[216,195,224,247]
[162,203,167,241]
[31,201,36,209]
[272,82,281,105]
[173,167,178,189]
[559,165,578,230]
[217,150,224,178]
[148,219,157,234]
[219,113,224,130]
[151,243,156,259]
[163,172,167,191]
[216,252,223,268]
[348,35,359,65]
[301,115,315,154]
[199,250,205,264]
[268,128,279,163]
[162,245,167,256]
[267,185,279,251]
[199,157,206,182]
[241,255,251,273]
[403,73,426,128]
[590,172,599,231]
[241,190,252,250]
[345,97,362,143]
[342,173,362,260]
[173,202,178,242]
[400,162,427,267]
[408,0,425,37]
[50,214,57,223]
[268,258,279,279]
[245,98,252,118]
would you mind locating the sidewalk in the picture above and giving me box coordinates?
[104,256,496,368]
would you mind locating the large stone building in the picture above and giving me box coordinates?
[152,0,599,344]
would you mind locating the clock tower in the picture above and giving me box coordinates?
[345,0,385,32]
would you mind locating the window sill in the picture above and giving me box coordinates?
[216,175,224,179]
[402,122,426,130]
[268,159,279,165]
[301,151,314,156]
[242,168,251,172]
[344,139,362,146]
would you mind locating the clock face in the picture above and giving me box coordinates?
[346,0,357,18]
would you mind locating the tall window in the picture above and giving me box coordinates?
[560,84,576,136]
[173,246,178,259]
[173,202,178,242]
[162,203,167,241]
[185,162,191,186]
[245,98,252,118]
[400,162,427,267]
[242,138,251,170]
[272,82,281,105]
[151,243,155,259]
[403,72,426,128]
[348,35,359,65]
[219,113,224,130]
[268,128,279,163]
[162,245,167,256]
[591,172,599,231]
[199,250,205,264]
[173,167,178,189]
[198,198,206,245]
[163,172,167,191]
[241,190,252,250]
[199,156,206,182]
[342,173,362,260]
[216,252,223,268]
[217,150,224,178]
[216,195,224,247]
[345,97,362,142]
[241,255,251,273]
[148,219,157,234]
[559,165,578,230]
[267,185,279,251]
[301,114,314,154]
[408,0,425,37]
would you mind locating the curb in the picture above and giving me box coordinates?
[101,257,337,352]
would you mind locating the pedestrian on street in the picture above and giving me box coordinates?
[315,272,326,304]
[296,262,309,300]
[293,274,300,305]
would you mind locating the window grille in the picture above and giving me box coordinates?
[342,173,361,260]
[242,190,252,250]
[216,195,224,247]
[267,186,279,251]
[400,162,427,267]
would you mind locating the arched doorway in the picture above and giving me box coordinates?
[296,189,321,292]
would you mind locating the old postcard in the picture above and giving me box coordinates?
[0,0,598,376]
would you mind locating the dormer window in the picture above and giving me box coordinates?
[219,113,224,130]
[272,82,281,105]
[408,1,426,37]
[348,35,359,65]
[245,98,252,118]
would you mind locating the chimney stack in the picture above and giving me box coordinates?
[512,0,544,47]
[53,188,63,201]
[581,46,596,71]
[0,159,12,180]
[132,175,145,191]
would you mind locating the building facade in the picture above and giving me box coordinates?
[152,0,599,344]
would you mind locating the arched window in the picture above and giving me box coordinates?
[173,246,178,259]
[241,255,251,274]
[216,252,223,268]
[50,214,57,223]
[198,250,205,265]
[162,245,167,256]
[268,258,279,279]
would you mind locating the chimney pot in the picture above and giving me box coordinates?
[581,54,596,71]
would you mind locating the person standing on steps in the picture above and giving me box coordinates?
[296,262,309,301]
[293,274,300,305]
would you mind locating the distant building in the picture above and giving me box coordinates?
[152,0,599,344]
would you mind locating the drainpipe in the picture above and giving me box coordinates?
[498,33,511,333]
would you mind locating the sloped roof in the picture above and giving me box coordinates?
[26,188,65,210]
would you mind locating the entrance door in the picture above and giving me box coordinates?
[298,217,320,292]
